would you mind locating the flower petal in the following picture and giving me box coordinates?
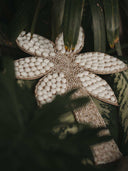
[14,57,54,80]
[75,52,128,74]
[77,71,118,105]
[35,72,67,105]
[16,31,56,57]
[55,27,84,55]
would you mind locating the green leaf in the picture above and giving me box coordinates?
[63,0,84,49]
[30,0,41,38]
[103,0,122,55]
[112,70,128,154]
[9,0,36,41]
[51,0,65,41]
[88,0,106,52]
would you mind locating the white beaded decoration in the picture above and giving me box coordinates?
[75,52,127,74]
[14,57,54,79]
[16,32,55,57]
[55,27,84,55]
[77,71,118,105]
[36,72,67,105]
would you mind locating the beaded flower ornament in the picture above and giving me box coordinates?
[14,27,127,165]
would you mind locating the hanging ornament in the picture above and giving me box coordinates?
[14,27,127,165]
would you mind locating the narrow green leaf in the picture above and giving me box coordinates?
[63,0,84,50]
[51,0,65,41]
[112,70,128,148]
[30,0,41,38]
[88,0,106,52]
[103,0,122,55]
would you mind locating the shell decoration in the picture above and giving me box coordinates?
[14,27,127,165]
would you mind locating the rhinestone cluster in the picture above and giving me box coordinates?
[77,71,117,105]
[75,52,127,74]
[55,27,84,55]
[16,31,56,57]
[35,72,67,105]
[15,57,54,79]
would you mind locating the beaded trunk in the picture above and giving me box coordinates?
[14,27,127,164]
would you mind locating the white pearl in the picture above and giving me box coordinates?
[38,85,43,90]
[42,62,46,67]
[83,82,88,87]
[45,86,50,91]
[62,84,66,89]
[25,58,30,63]
[47,75,52,80]
[35,70,40,75]
[36,51,42,56]
[43,94,48,100]
[50,52,56,56]
[43,52,48,57]
[28,72,34,77]
[35,62,40,66]
[84,77,90,81]
[24,63,29,67]
[19,60,24,65]
[58,45,62,50]
[86,87,92,91]
[61,89,66,93]
[51,89,56,94]
[53,73,58,78]
[98,92,104,97]
[80,77,86,82]
[47,81,52,86]
[32,67,36,71]
[37,65,42,70]
[84,71,89,75]
[60,72,64,78]
[37,90,43,96]
[92,90,98,95]
[51,78,56,83]
[111,96,116,102]
[19,65,23,69]
[75,59,81,63]
[41,82,45,87]
[37,58,43,62]
[23,44,29,50]
[19,68,24,72]
[80,63,85,66]
[57,77,62,82]
[48,63,54,68]
[56,82,61,87]
[35,42,40,46]
[31,58,36,62]
[30,63,34,67]
[44,59,49,64]
[29,48,35,53]
[62,78,66,83]
[56,87,61,92]
[40,69,46,74]
[25,67,31,72]
[44,77,48,82]
[38,96,44,101]
[52,84,56,89]
[61,49,65,54]
[45,66,50,71]
[77,73,83,77]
